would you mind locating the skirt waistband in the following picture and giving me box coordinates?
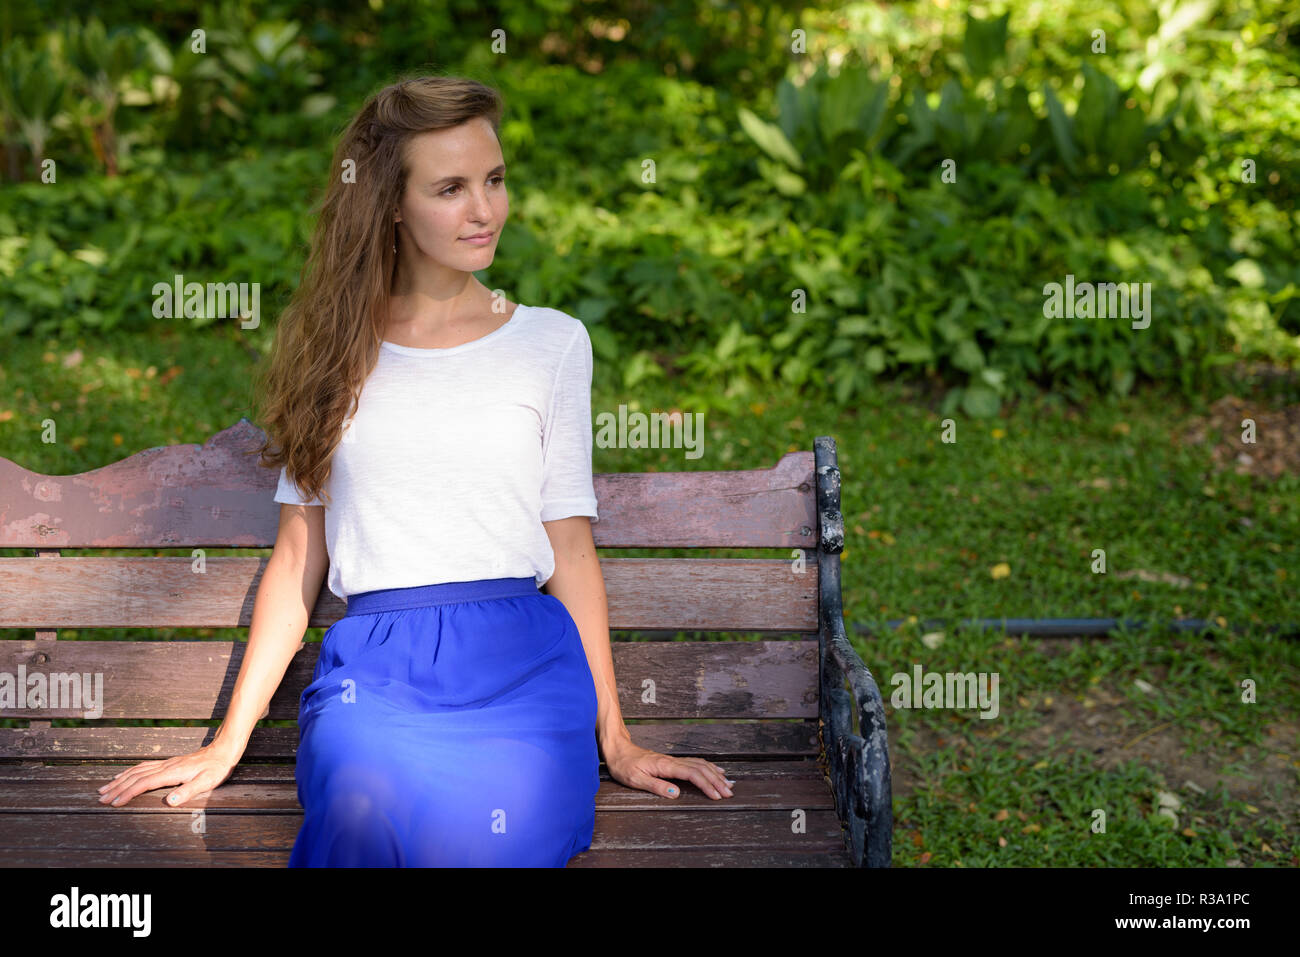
[343,577,541,617]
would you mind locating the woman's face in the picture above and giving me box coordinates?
[394,117,509,272]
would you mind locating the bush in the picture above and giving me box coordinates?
[0,1,1295,417]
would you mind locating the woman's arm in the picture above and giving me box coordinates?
[210,503,331,763]
[541,515,631,756]
[542,515,734,800]
[97,503,329,807]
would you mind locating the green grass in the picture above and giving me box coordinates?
[1,322,1296,866]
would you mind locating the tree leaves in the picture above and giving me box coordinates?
[962,11,1009,77]
[737,106,804,169]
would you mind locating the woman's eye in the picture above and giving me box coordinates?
[442,176,505,197]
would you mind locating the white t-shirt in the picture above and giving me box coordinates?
[273,304,599,601]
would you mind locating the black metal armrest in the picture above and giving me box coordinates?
[814,436,893,867]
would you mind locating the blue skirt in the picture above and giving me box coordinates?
[288,577,600,867]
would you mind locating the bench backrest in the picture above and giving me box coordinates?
[0,418,830,762]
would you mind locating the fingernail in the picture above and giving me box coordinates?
[725,779,735,785]
[168,794,179,804]
[667,786,677,796]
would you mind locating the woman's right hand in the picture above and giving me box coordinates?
[96,743,240,808]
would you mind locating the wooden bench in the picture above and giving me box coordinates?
[0,419,892,867]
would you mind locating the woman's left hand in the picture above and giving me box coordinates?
[603,738,735,800]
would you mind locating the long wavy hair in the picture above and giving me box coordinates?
[252,74,505,507]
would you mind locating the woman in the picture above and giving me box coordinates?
[94,74,735,866]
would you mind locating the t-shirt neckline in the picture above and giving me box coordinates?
[380,303,531,357]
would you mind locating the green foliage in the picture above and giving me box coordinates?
[961,10,1009,76]
[0,0,1296,418]
[1041,63,1175,176]
[0,40,66,175]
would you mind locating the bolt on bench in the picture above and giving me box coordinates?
[0,420,891,867]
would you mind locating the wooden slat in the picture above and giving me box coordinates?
[0,639,818,722]
[0,418,815,549]
[0,758,826,782]
[1,779,302,810]
[0,764,833,812]
[0,721,820,761]
[0,811,299,850]
[586,810,847,848]
[0,848,291,867]
[570,846,852,867]
[0,557,817,631]
[0,760,850,866]
[0,846,853,867]
[0,809,846,850]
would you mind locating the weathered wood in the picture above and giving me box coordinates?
[0,418,815,549]
[0,846,852,867]
[0,849,292,867]
[0,557,817,632]
[0,808,846,850]
[583,809,846,847]
[0,423,892,866]
[0,758,850,865]
[572,846,853,867]
[0,639,818,722]
[0,758,825,782]
[0,721,821,761]
[0,767,834,811]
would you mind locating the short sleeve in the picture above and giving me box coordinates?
[540,324,599,523]
[274,464,323,507]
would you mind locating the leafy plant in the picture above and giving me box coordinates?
[61,17,150,176]
[1042,62,1176,176]
[0,39,66,178]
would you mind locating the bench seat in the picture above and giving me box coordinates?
[0,758,851,867]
